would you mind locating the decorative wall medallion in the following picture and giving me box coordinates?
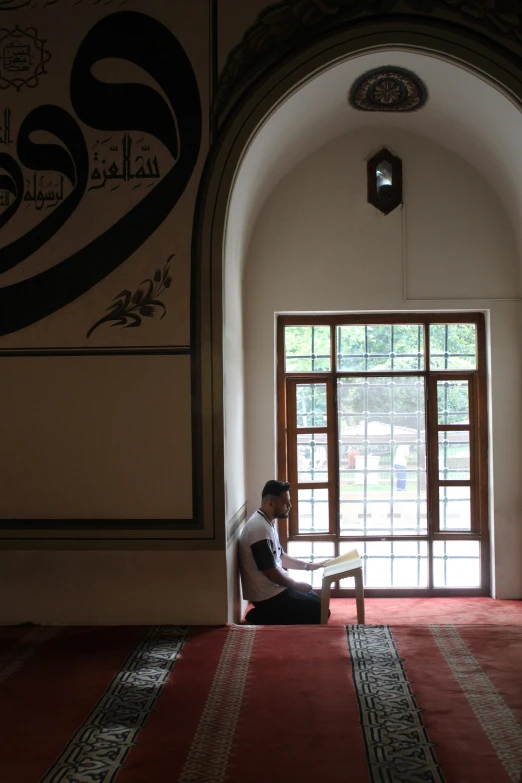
[349,67,427,112]
[0,26,51,91]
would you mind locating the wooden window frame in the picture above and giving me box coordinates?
[286,377,337,538]
[277,312,490,597]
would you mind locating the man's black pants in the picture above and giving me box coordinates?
[245,588,328,625]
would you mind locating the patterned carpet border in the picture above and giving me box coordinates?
[40,625,189,783]
[0,627,60,686]
[346,624,445,783]
[430,624,522,783]
[179,625,256,783]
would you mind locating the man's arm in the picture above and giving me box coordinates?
[261,566,312,594]
[248,539,312,593]
[281,553,330,572]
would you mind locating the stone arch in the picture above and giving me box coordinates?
[192,15,522,614]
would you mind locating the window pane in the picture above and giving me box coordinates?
[338,376,427,535]
[439,431,470,481]
[340,495,428,536]
[286,540,335,588]
[437,380,469,425]
[339,540,428,588]
[433,540,480,587]
[439,486,471,531]
[430,324,477,370]
[285,326,330,372]
[297,433,328,483]
[296,383,327,428]
[297,488,329,533]
[337,324,424,372]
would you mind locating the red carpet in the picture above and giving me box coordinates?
[328,596,522,625]
[0,626,146,782]
[0,600,520,783]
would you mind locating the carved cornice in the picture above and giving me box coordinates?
[214,0,522,125]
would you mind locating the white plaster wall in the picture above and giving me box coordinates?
[243,127,522,598]
[223,218,247,525]
[0,550,228,625]
[223,226,249,621]
[226,537,248,623]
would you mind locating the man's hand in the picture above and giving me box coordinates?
[294,581,313,593]
[308,559,331,571]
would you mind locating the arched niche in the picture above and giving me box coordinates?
[192,18,522,617]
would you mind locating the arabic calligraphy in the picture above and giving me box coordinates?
[0,11,201,336]
[4,41,31,72]
[0,109,12,144]
[23,172,65,210]
[0,104,89,273]
[89,134,161,191]
[0,26,51,91]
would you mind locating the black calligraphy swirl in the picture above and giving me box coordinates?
[0,105,89,272]
[0,11,202,336]
[0,0,31,7]
[0,152,24,231]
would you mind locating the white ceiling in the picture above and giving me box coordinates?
[228,49,522,268]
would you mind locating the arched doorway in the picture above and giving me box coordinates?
[193,19,522,619]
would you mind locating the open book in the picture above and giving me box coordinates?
[322,548,361,579]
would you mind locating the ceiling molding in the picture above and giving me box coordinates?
[214,1,522,126]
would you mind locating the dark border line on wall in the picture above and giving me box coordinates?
[0,346,191,357]
[226,502,247,547]
[0,344,210,540]
[0,535,214,552]
[0,519,202,531]
[189,315,205,538]
[0,542,213,549]
[190,141,211,539]
[210,0,218,144]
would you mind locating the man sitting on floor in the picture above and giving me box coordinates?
[239,479,331,625]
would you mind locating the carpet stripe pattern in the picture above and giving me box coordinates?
[430,624,522,783]
[0,602,520,783]
[179,625,256,783]
[0,627,60,686]
[347,625,445,783]
[39,625,189,783]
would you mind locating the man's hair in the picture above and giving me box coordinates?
[261,480,290,503]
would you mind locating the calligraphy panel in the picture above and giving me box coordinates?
[0,0,209,350]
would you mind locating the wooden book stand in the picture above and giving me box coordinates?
[320,549,365,624]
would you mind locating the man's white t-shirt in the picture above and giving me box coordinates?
[239,510,287,602]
